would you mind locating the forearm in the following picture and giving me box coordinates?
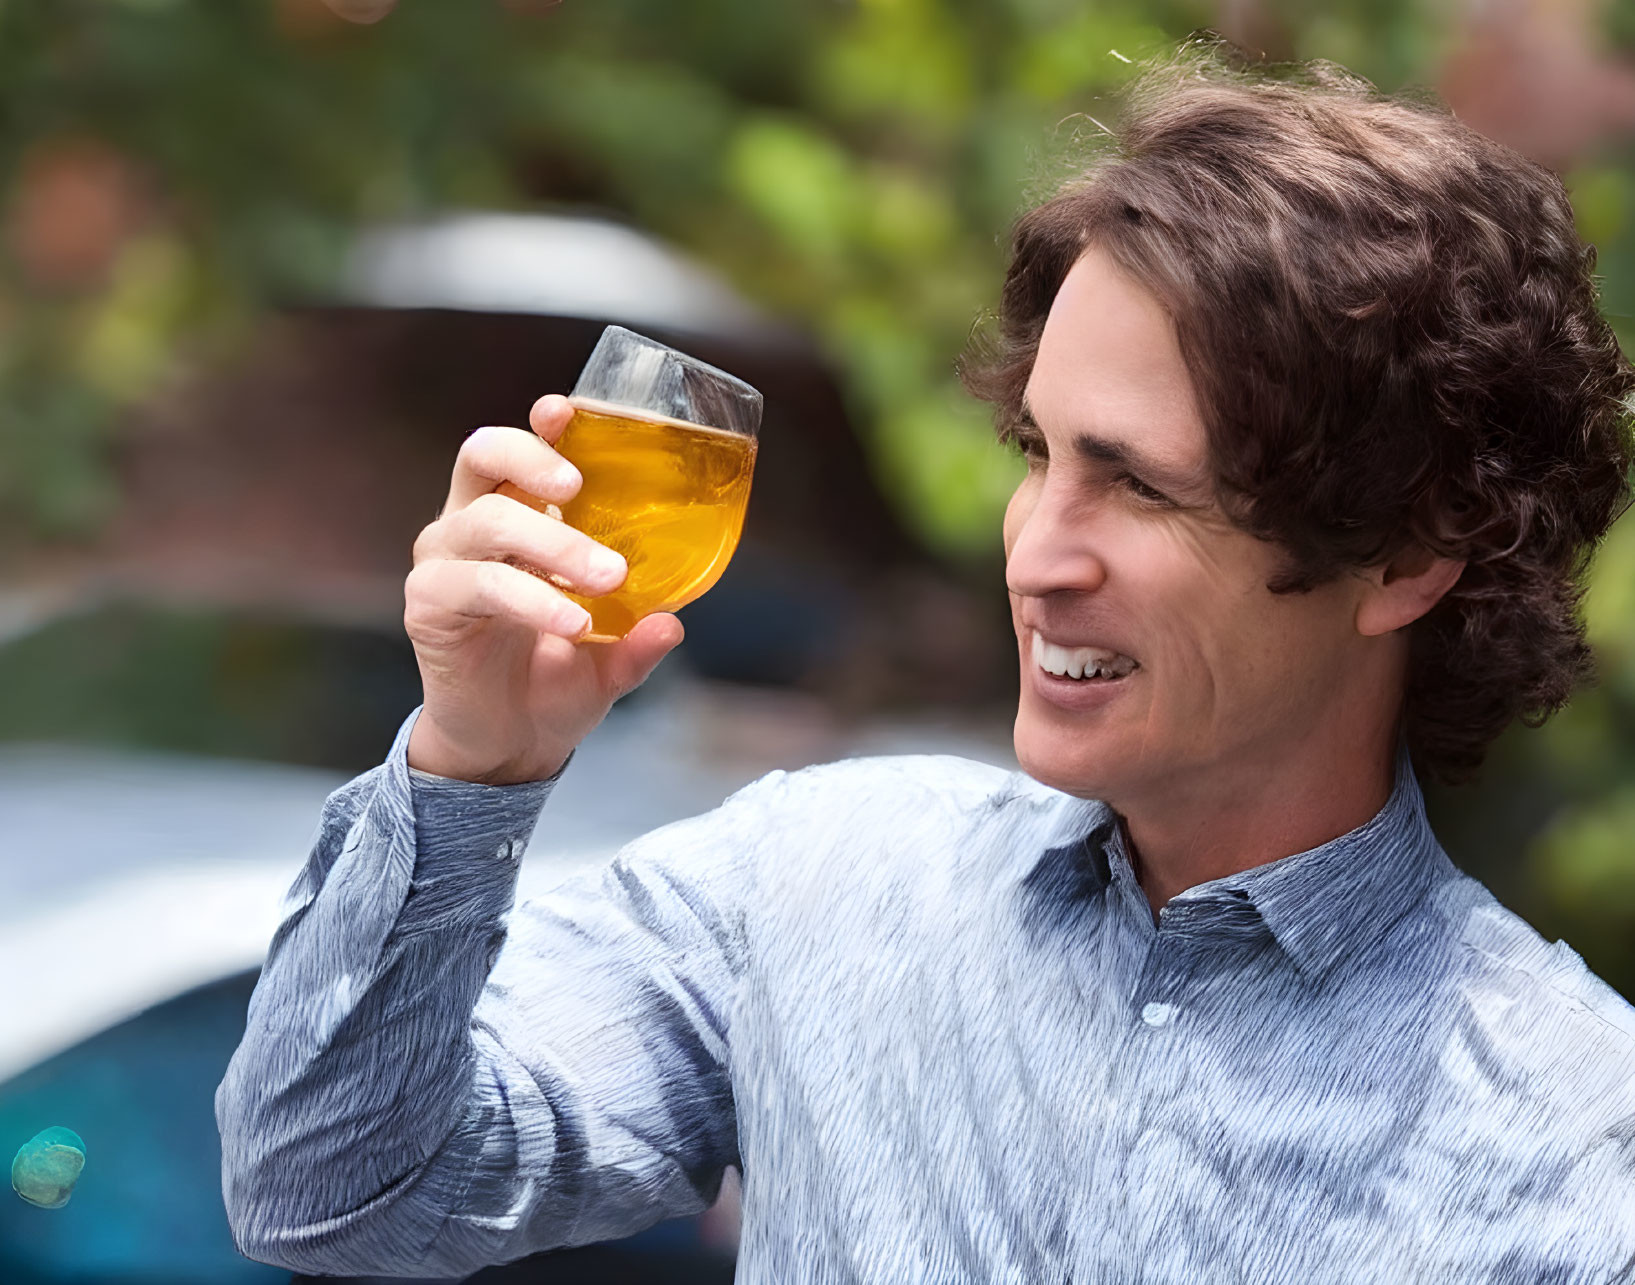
[216,709,556,1275]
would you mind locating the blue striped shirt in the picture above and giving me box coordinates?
[217,709,1635,1282]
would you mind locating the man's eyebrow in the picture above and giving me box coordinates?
[1019,394,1210,501]
[1070,432,1205,497]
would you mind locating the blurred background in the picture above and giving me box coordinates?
[0,0,1633,1281]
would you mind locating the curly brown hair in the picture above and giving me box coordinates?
[963,48,1635,786]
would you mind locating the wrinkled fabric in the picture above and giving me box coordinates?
[217,709,1635,1283]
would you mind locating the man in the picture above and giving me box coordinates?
[218,53,1635,1282]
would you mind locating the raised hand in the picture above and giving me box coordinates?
[403,394,684,784]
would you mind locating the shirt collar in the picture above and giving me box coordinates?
[1084,741,1446,984]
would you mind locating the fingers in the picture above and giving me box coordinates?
[528,394,574,444]
[447,421,582,514]
[597,613,686,699]
[405,557,592,644]
[414,492,627,596]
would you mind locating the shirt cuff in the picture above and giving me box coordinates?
[390,707,566,880]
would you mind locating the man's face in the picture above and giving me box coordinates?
[1004,247,1371,809]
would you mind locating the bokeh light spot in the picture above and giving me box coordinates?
[11,1127,86,1210]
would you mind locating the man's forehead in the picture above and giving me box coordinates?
[1028,251,1208,450]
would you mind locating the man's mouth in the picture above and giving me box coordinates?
[1030,630,1140,682]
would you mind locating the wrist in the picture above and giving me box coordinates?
[407,713,569,786]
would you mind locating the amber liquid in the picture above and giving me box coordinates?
[501,400,757,641]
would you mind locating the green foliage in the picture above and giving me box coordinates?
[1507,500,1635,986]
[0,0,1194,547]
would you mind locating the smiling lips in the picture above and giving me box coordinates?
[1030,629,1140,681]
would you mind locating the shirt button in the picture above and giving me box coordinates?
[1141,1001,1177,1028]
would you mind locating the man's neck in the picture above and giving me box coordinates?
[1116,731,1400,919]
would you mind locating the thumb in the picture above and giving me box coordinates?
[600,613,685,700]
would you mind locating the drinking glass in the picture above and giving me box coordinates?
[498,325,762,642]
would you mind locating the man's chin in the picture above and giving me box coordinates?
[1013,714,1119,800]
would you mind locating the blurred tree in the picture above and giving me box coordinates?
[0,0,1195,552]
[7,0,1626,555]
[1,0,1634,994]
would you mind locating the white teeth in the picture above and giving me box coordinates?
[1031,630,1138,681]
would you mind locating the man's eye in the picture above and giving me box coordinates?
[1118,473,1172,506]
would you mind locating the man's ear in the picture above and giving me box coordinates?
[1355,546,1466,638]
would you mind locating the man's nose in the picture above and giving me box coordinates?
[1005,481,1109,599]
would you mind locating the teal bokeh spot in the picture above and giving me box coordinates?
[11,1127,86,1209]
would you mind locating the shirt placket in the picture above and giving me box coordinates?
[1125,902,1200,1092]
[1092,883,1202,1254]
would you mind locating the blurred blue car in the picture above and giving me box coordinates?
[0,595,1009,1283]
[0,603,752,1284]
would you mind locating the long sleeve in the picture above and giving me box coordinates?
[216,708,773,1278]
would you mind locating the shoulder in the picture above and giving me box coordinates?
[1432,875,1635,1110]
[729,753,1040,822]
[729,753,1098,893]
[611,754,1047,885]
[1440,876,1635,1044]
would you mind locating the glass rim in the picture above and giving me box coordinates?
[565,393,760,438]
[571,324,762,437]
